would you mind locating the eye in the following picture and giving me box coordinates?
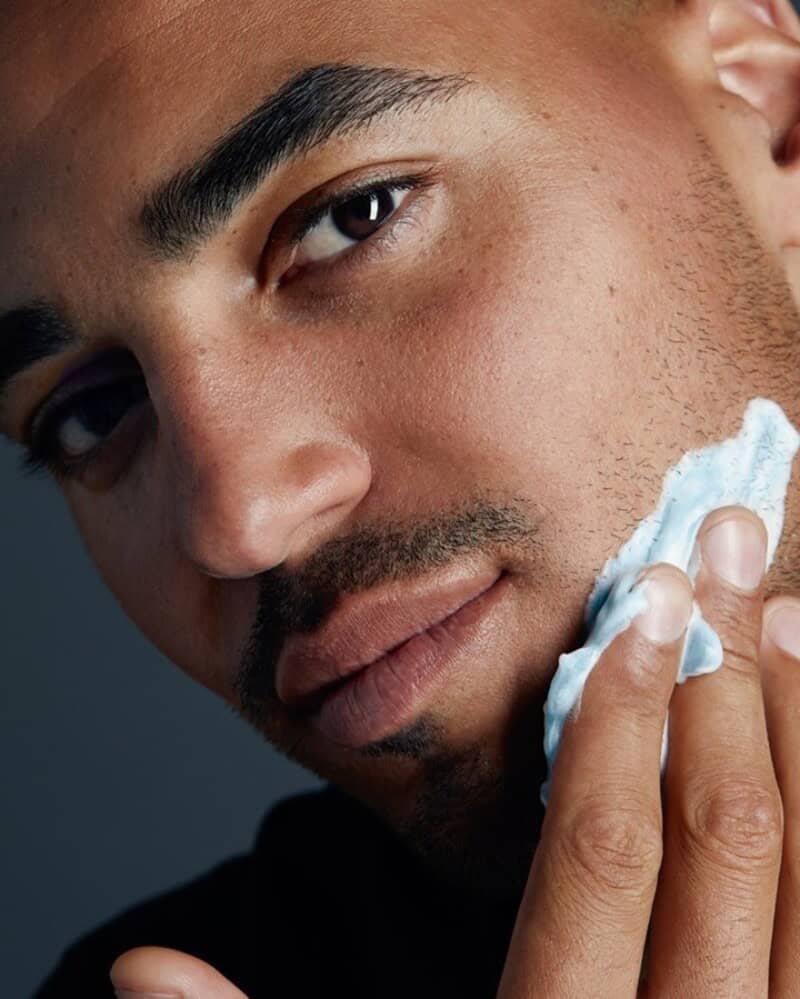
[21,351,150,482]
[263,163,441,287]
[294,185,413,268]
[52,379,148,458]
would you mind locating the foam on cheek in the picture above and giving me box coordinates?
[540,398,800,808]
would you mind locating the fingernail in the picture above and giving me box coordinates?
[765,602,800,659]
[700,514,766,592]
[633,567,694,644]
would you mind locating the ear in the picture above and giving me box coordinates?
[708,0,800,159]
[671,0,800,295]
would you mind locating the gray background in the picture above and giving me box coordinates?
[6,2,800,993]
[1,437,322,998]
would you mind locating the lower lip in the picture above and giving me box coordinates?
[307,571,511,748]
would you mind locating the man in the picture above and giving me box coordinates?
[7,0,800,993]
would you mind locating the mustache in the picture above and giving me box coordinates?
[233,495,541,726]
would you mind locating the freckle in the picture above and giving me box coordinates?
[608,283,616,297]
[591,164,600,173]
[617,199,629,214]
[541,110,552,120]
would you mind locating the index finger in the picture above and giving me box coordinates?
[497,563,694,999]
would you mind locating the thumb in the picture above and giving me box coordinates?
[109,946,249,999]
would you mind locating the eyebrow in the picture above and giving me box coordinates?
[0,63,474,421]
[139,62,474,261]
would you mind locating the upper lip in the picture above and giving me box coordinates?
[275,563,503,711]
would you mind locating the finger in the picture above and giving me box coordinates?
[110,946,249,999]
[760,595,800,999]
[497,563,694,999]
[645,507,782,999]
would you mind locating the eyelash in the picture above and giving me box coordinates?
[19,166,440,483]
[20,438,84,481]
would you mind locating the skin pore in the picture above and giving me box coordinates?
[3,0,800,956]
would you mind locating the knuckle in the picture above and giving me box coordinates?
[681,775,783,870]
[709,604,761,676]
[562,795,663,900]
[596,640,672,723]
[602,673,664,734]
[617,641,670,698]
[719,634,762,680]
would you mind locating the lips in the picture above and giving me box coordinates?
[275,563,503,711]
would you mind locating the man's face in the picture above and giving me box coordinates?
[3,0,800,904]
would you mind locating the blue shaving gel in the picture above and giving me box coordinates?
[540,398,800,808]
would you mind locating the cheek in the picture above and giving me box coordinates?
[66,482,231,697]
[396,176,730,595]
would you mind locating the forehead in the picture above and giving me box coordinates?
[0,0,641,328]
[0,0,523,189]
[0,0,549,294]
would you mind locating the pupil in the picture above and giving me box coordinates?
[332,189,395,241]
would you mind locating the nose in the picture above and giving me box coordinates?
[171,431,372,579]
[140,291,373,579]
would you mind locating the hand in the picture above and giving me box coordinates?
[109,946,248,998]
[498,503,800,997]
[110,506,799,998]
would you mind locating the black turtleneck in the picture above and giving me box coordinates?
[33,783,521,998]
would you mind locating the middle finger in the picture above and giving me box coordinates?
[644,506,783,998]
